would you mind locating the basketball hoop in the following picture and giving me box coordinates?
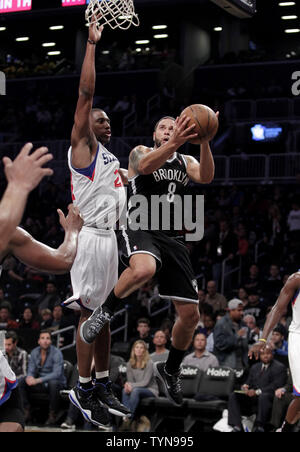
[85,0,140,30]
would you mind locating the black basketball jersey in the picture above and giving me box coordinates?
[128,152,189,236]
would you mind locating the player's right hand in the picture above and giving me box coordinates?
[169,115,197,148]
[3,143,53,193]
[89,15,104,43]
[57,204,84,234]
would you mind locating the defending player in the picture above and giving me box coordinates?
[249,270,300,432]
[62,22,130,426]
[80,113,216,406]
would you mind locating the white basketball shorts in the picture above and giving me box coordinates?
[288,331,300,396]
[63,226,118,311]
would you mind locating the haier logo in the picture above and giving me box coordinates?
[118,364,127,374]
[182,367,198,376]
[207,367,230,378]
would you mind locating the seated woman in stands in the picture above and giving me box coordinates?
[119,340,159,432]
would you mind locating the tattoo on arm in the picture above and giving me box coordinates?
[186,155,199,166]
[185,155,199,178]
[129,146,147,174]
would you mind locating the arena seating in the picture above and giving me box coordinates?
[137,365,235,432]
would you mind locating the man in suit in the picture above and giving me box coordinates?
[228,345,287,432]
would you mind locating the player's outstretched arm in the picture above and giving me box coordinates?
[248,272,300,360]
[0,143,53,253]
[71,22,103,165]
[7,205,83,274]
[129,115,197,176]
[184,143,215,184]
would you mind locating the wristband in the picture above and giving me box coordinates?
[259,338,267,343]
[88,39,96,45]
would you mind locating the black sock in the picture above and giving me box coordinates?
[281,420,294,432]
[165,345,186,375]
[102,289,120,316]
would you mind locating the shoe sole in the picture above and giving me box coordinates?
[153,362,183,406]
[94,387,131,417]
[96,395,131,417]
[107,407,131,417]
[79,321,95,345]
[79,317,110,345]
[68,390,110,428]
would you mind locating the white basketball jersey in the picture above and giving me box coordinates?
[0,351,17,406]
[68,143,126,229]
[289,271,300,334]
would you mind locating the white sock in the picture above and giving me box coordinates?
[79,376,92,384]
[95,371,109,380]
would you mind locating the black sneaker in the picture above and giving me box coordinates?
[80,306,111,344]
[69,385,110,427]
[154,361,183,406]
[94,381,131,417]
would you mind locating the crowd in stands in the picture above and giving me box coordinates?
[0,90,152,141]
[0,80,292,147]
[1,33,299,81]
[0,46,179,80]
[1,36,296,145]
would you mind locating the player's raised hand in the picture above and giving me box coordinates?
[169,115,197,147]
[3,143,53,193]
[57,204,84,234]
[89,15,104,43]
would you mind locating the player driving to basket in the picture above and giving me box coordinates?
[80,110,218,406]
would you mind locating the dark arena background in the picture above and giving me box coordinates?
[0,0,300,438]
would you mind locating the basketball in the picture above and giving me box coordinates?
[180,104,219,145]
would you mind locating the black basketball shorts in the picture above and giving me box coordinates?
[119,227,199,304]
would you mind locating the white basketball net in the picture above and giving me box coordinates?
[85,0,140,30]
